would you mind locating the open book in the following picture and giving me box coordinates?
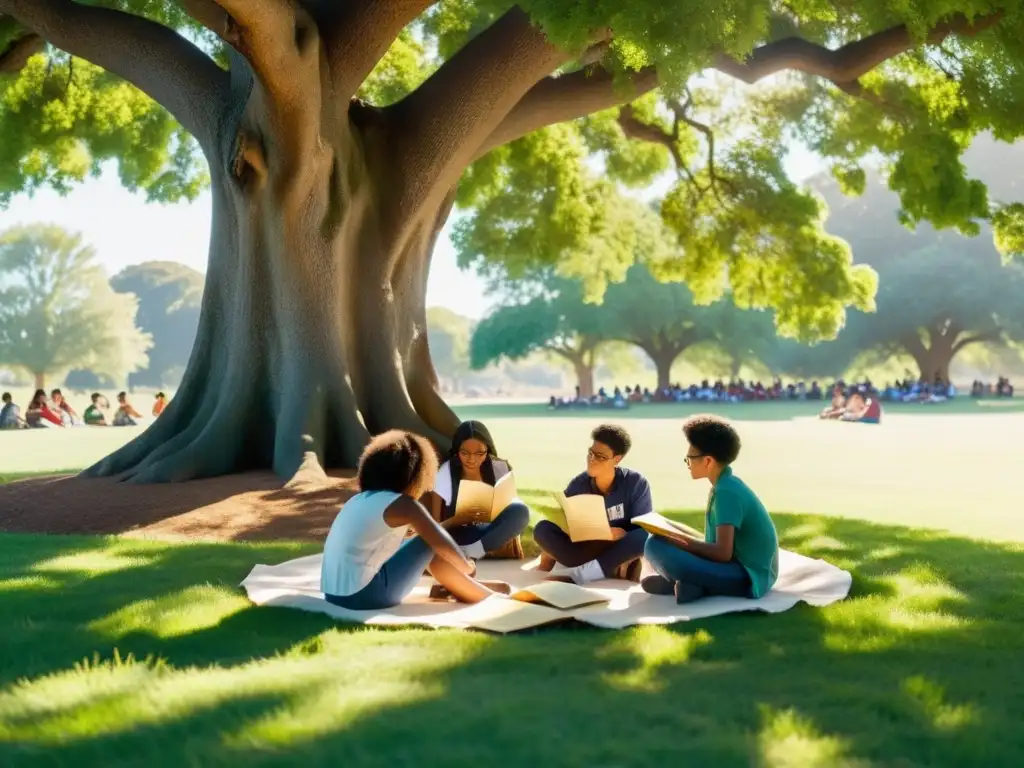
[632,512,702,545]
[450,595,574,633]
[510,580,609,610]
[454,473,517,522]
[543,492,614,542]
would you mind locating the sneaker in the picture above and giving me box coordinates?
[674,582,708,604]
[641,575,675,595]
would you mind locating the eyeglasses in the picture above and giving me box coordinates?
[587,449,613,462]
[684,453,705,467]
[458,450,488,461]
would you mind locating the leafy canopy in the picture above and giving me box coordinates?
[0,223,152,385]
[5,1,1024,333]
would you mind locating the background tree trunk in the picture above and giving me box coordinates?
[573,360,595,398]
[33,372,44,390]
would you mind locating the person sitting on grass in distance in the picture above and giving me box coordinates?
[423,420,529,561]
[840,392,882,424]
[642,415,779,603]
[112,391,144,426]
[152,392,168,417]
[819,384,846,419]
[83,393,109,426]
[25,389,63,428]
[321,430,510,611]
[50,389,81,426]
[534,424,652,584]
[0,392,27,429]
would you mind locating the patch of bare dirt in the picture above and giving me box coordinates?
[0,458,358,543]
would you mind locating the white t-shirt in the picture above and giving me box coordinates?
[321,490,405,597]
[434,459,511,505]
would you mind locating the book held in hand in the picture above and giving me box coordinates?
[632,511,701,544]
[542,491,614,542]
[454,473,517,522]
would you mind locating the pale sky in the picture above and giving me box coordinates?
[0,147,820,319]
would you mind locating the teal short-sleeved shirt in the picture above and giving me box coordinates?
[705,466,779,598]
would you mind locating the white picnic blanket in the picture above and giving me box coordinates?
[239,548,852,632]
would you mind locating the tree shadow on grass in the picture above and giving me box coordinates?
[1,517,1023,766]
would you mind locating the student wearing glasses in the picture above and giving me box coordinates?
[534,424,652,584]
[424,420,530,561]
[642,415,779,603]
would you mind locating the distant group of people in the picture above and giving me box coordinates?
[322,417,779,609]
[971,377,1015,398]
[0,389,166,430]
[549,373,1016,412]
[819,384,882,424]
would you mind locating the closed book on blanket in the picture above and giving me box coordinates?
[510,580,609,610]
[632,512,701,545]
[452,595,574,633]
[454,473,517,522]
[543,492,614,542]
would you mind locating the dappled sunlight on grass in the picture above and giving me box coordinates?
[0,574,65,593]
[757,706,866,768]
[902,676,980,732]
[32,549,157,576]
[597,626,713,692]
[88,585,250,641]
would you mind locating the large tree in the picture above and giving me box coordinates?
[3,2,1024,482]
[0,224,151,388]
[111,261,204,388]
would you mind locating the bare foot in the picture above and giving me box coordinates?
[537,552,557,572]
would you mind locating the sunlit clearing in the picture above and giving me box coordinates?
[599,626,713,692]
[902,676,979,731]
[88,585,249,640]
[757,706,866,768]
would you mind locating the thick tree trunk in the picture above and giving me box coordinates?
[573,361,595,399]
[83,76,459,483]
[34,371,44,390]
[646,346,681,391]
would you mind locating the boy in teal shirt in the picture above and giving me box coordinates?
[642,414,779,603]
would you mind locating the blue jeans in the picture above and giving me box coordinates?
[325,536,434,611]
[533,520,648,575]
[447,501,530,553]
[644,535,753,598]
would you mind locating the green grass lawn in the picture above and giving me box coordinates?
[2,407,1024,765]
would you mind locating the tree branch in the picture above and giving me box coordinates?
[476,64,659,160]
[952,327,1003,355]
[0,0,230,151]
[177,0,233,43]
[388,6,569,217]
[0,28,43,73]
[320,0,438,101]
[714,11,1005,87]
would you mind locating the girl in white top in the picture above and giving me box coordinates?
[424,420,530,561]
[321,430,509,610]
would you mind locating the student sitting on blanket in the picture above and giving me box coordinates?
[642,415,779,603]
[534,424,652,584]
[321,430,510,610]
[423,420,530,561]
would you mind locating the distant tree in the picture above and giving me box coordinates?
[426,306,472,390]
[110,261,203,388]
[844,237,1024,381]
[601,265,713,390]
[0,224,151,389]
[470,277,607,398]
[683,299,778,380]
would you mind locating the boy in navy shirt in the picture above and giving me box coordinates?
[534,424,652,583]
